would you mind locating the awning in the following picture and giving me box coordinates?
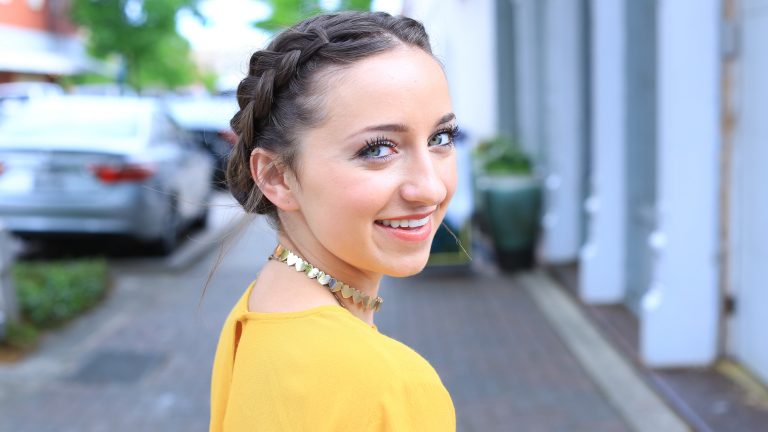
[0,25,103,76]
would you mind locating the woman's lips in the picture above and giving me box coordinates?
[374,217,433,242]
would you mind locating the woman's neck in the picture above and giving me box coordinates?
[275,235,381,325]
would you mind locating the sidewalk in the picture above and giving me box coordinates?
[0,204,684,431]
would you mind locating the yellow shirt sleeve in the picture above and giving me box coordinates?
[210,286,455,432]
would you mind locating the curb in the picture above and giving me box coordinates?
[518,270,691,432]
[164,197,248,271]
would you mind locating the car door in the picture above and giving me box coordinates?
[154,112,212,220]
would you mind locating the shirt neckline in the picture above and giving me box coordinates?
[238,280,377,330]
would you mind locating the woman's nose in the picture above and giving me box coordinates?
[399,151,448,206]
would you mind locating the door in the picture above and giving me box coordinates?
[731,0,768,385]
[624,0,657,314]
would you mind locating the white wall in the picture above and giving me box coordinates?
[513,0,542,161]
[539,0,586,264]
[404,0,498,142]
[729,0,768,384]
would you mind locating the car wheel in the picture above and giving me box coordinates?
[190,208,209,230]
[149,196,180,256]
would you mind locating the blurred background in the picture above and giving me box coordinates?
[0,0,766,431]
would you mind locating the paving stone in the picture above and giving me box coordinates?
[0,215,632,431]
[67,349,167,384]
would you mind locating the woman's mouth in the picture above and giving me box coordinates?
[375,215,430,229]
[374,214,433,241]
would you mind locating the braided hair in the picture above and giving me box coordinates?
[227,11,433,224]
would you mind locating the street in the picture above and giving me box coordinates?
[0,196,678,431]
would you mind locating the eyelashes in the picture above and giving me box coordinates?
[357,136,397,159]
[356,124,460,160]
[442,124,461,138]
[432,124,460,147]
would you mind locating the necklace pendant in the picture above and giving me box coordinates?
[278,248,289,261]
[270,244,382,312]
[330,281,343,293]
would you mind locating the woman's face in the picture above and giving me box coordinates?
[287,46,457,278]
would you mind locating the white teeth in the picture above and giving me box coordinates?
[378,216,430,228]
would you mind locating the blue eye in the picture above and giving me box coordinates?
[429,125,459,148]
[428,132,451,147]
[358,138,398,159]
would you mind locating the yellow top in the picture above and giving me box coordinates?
[209,282,456,432]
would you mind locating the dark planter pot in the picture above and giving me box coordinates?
[475,175,541,272]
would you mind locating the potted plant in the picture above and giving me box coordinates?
[472,136,541,272]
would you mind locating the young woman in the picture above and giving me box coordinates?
[210,11,458,431]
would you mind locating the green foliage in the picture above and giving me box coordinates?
[70,0,204,90]
[199,69,219,93]
[254,0,373,31]
[12,260,110,328]
[473,136,533,176]
[59,73,114,88]
[3,322,39,350]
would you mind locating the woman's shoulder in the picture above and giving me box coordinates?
[216,294,455,432]
[219,281,445,388]
[237,305,386,360]
[234,305,437,380]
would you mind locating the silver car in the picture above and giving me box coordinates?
[0,96,214,254]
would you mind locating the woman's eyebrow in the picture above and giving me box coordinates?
[347,113,456,139]
[434,113,456,126]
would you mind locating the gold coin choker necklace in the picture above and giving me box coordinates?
[268,244,383,312]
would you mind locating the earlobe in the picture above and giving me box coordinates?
[249,148,300,211]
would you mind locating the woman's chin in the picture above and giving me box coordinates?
[381,255,431,277]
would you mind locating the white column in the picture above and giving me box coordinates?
[641,0,721,367]
[539,0,585,263]
[579,0,627,303]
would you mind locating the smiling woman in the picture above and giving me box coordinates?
[210,11,457,431]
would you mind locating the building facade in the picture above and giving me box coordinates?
[0,0,92,82]
[406,0,768,386]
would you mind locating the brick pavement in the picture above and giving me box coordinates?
[0,211,633,432]
[377,272,630,431]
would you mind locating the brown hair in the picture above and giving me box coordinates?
[227,11,433,225]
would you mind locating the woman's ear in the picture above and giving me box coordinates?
[250,148,300,211]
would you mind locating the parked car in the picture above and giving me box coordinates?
[166,96,238,189]
[0,96,214,254]
[0,81,64,121]
[69,83,137,97]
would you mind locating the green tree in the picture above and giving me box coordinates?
[70,0,204,91]
[254,0,373,32]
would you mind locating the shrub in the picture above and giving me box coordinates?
[12,259,109,328]
[4,321,39,350]
[473,135,533,175]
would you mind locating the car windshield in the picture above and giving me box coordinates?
[0,104,141,141]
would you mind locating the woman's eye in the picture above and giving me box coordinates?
[428,131,453,147]
[359,141,397,159]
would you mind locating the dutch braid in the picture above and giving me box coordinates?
[227,11,432,224]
